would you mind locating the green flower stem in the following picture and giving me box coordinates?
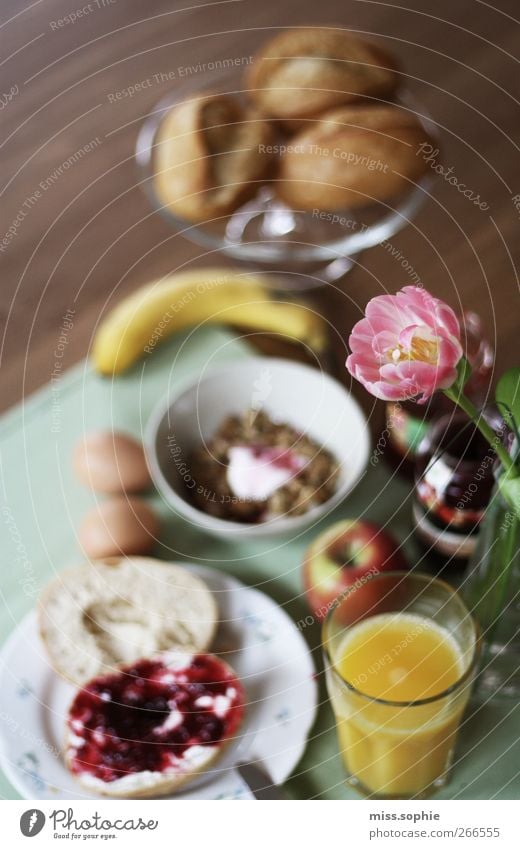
[485,508,519,651]
[444,387,516,476]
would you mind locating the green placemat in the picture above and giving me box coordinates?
[0,327,518,800]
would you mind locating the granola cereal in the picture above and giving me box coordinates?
[184,410,339,522]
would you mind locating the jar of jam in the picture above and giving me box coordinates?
[413,410,500,569]
[384,312,494,478]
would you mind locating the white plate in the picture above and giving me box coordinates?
[0,565,317,800]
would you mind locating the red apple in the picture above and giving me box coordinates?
[302,519,408,622]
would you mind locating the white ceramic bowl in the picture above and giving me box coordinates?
[145,358,370,539]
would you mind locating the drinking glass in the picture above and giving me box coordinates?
[323,571,480,799]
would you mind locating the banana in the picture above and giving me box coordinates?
[92,269,328,375]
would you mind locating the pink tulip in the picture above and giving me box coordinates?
[346,286,463,403]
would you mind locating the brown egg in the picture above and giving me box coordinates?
[78,497,159,559]
[73,431,150,494]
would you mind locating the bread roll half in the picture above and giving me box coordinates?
[39,557,217,685]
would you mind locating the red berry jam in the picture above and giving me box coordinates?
[67,652,245,784]
[248,444,305,472]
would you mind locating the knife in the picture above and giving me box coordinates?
[237,761,287,800]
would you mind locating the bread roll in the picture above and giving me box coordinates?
[247,28,399,123]
[153,92,274,222]
[39,557,218,685]
[276,104,434,210]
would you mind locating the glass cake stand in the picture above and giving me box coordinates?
[136,70,435,292]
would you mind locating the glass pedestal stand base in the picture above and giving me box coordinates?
[221,189,359,292]
[228,253,355,294]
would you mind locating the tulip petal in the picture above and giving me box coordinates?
[345,285,463,403]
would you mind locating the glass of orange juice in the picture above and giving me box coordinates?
[323,571,480,799]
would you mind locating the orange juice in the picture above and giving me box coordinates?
[328,612,471,797]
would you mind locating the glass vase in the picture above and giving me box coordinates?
[462,483,520,700]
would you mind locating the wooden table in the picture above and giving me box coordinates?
[2,0,519,418]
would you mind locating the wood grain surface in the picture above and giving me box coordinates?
[1,0,519,421]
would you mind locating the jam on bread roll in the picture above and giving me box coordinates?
[65,651,245,797]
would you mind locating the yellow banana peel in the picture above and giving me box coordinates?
[92,269,328,375]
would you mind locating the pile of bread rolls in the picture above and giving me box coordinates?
[153,27,435,222]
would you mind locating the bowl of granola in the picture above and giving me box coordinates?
[145,358,370,539]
